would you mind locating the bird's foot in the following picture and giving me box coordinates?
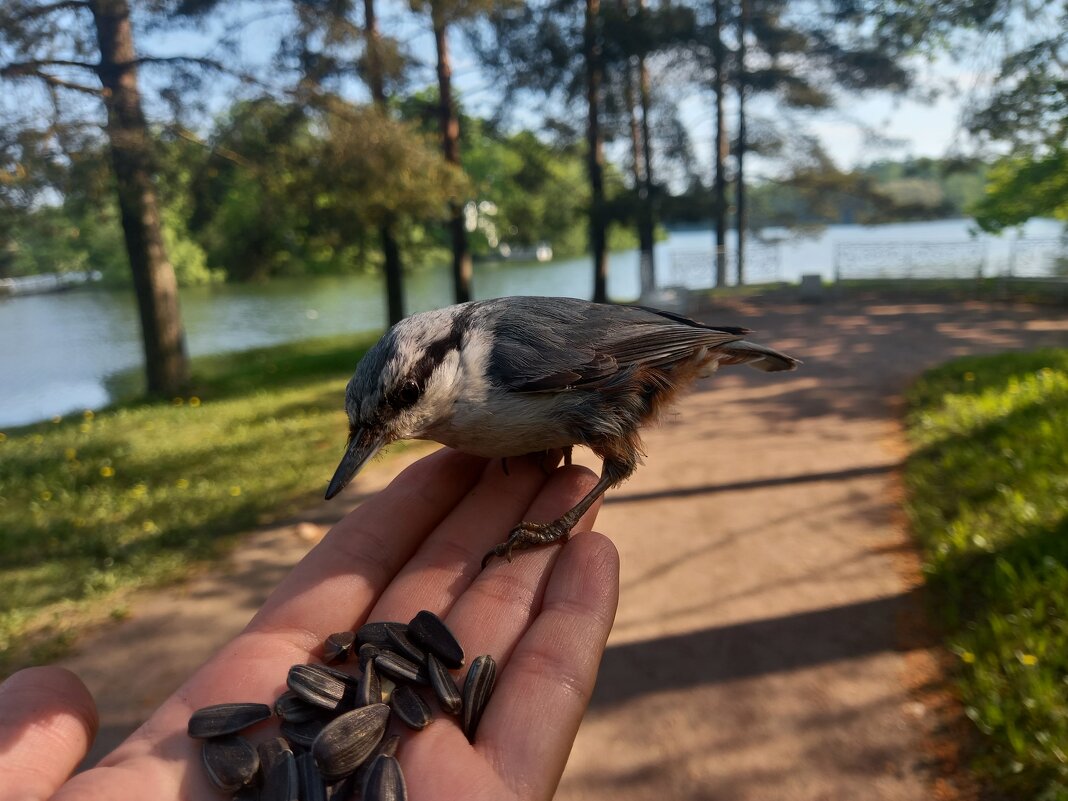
[481,519,573,568]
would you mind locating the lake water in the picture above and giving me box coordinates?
[1,218,1063,428]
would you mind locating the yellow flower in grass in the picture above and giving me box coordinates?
[189,396,201,408]
[1018,653,1039,667]
[229,486,242,497]
[172,397,184,406]
[83,410,94,420]
[961,651,976,664]
[40,490,52,502]
[175,478,190,490]
[100,466,115,478]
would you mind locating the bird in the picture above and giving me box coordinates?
[325,296,800,567]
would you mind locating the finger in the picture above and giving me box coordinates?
[367,452,562,623]
[475,531,619,798]
[442,465,603,671]
[0,667,99,801]
[90,449,486,789]
[247,447,487,645]
[398,467,604,791]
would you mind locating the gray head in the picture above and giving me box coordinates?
[325,305,473,499]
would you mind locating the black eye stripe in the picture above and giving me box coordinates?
[386,306,471,413]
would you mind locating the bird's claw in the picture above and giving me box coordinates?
[480,520,571,569]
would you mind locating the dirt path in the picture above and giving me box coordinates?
[60,296,1067,796]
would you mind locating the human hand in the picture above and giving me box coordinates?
[0,448,619,800]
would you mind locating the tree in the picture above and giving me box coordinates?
[1,0,194,395]
[957,1,1066,231]
[358,0,407,323]
[971,147,1068,232]
[697,0,915,283]
[409,0,489,305]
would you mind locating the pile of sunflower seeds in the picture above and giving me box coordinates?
[187,610,497,800]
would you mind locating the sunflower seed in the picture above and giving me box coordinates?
[357,643,381,670]
[357,655,382,706]
[374,651,429,686]
[297,751,328,801]
[257,736,293,772]
[462,655,497,743]
[384,625,427,665]
[261,746,298,801]
[312,703,390,782]
[356,621,402,649]
[201,735,259,792]
[274,690,326,724]
[187,702,272,739]
[318,663,361,686]
[376,734,401,760]
[390,685,432,731]
[323,631,356,664]
[361,754,407,801]
[408,610,465,669]
[281,716,328,750]
[426,652,462,715]
[326,774,357,801]
[287,664,355,712]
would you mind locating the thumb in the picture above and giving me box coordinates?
[0,666,99,801]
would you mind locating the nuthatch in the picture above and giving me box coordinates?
[326,296,799,566]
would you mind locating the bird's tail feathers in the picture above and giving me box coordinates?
[717,340,801,372]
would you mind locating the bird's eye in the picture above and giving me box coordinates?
[391,378,422,410]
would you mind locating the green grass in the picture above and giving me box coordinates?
[904,349,1068,798]
[0,333,378,675]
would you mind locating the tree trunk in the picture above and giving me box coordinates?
[637,30,656,298]
[736,0,748,285]
[585,0,609,304]
[621,34,655,299]
[364,0,404,323]
[712,0,728,288]
[89,0,188,396]
[432,6,472,305]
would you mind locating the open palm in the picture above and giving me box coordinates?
[0,449,619,801]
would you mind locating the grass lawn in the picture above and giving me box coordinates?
[904,348,1068,798]
[0,333,378,675]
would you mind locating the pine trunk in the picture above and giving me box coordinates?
[585,0,609,304]
[363,0,404,324]
[712,0,728,288]
[89,0,189,396]
[736,0,749,285]
[432,8,472,305]
[637,43,656,297]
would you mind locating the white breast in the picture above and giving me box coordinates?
[418,329,582,457]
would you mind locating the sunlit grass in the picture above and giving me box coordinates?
[0,333,377,675]
[904,349,1068,798]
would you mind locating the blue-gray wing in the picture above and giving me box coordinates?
[477,297,747,393]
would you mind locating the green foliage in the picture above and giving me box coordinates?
[904,349,1068,798]
[743,155,989,229]
[461,123,590,257]
[0,333,379,674]
[971,148,1068,233]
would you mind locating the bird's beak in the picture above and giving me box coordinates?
[325,428,386,500]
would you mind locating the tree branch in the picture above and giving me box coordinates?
[0,65,101,95]
[1,58,97,76]
[2,0,90,24]
[133,55,228,72]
